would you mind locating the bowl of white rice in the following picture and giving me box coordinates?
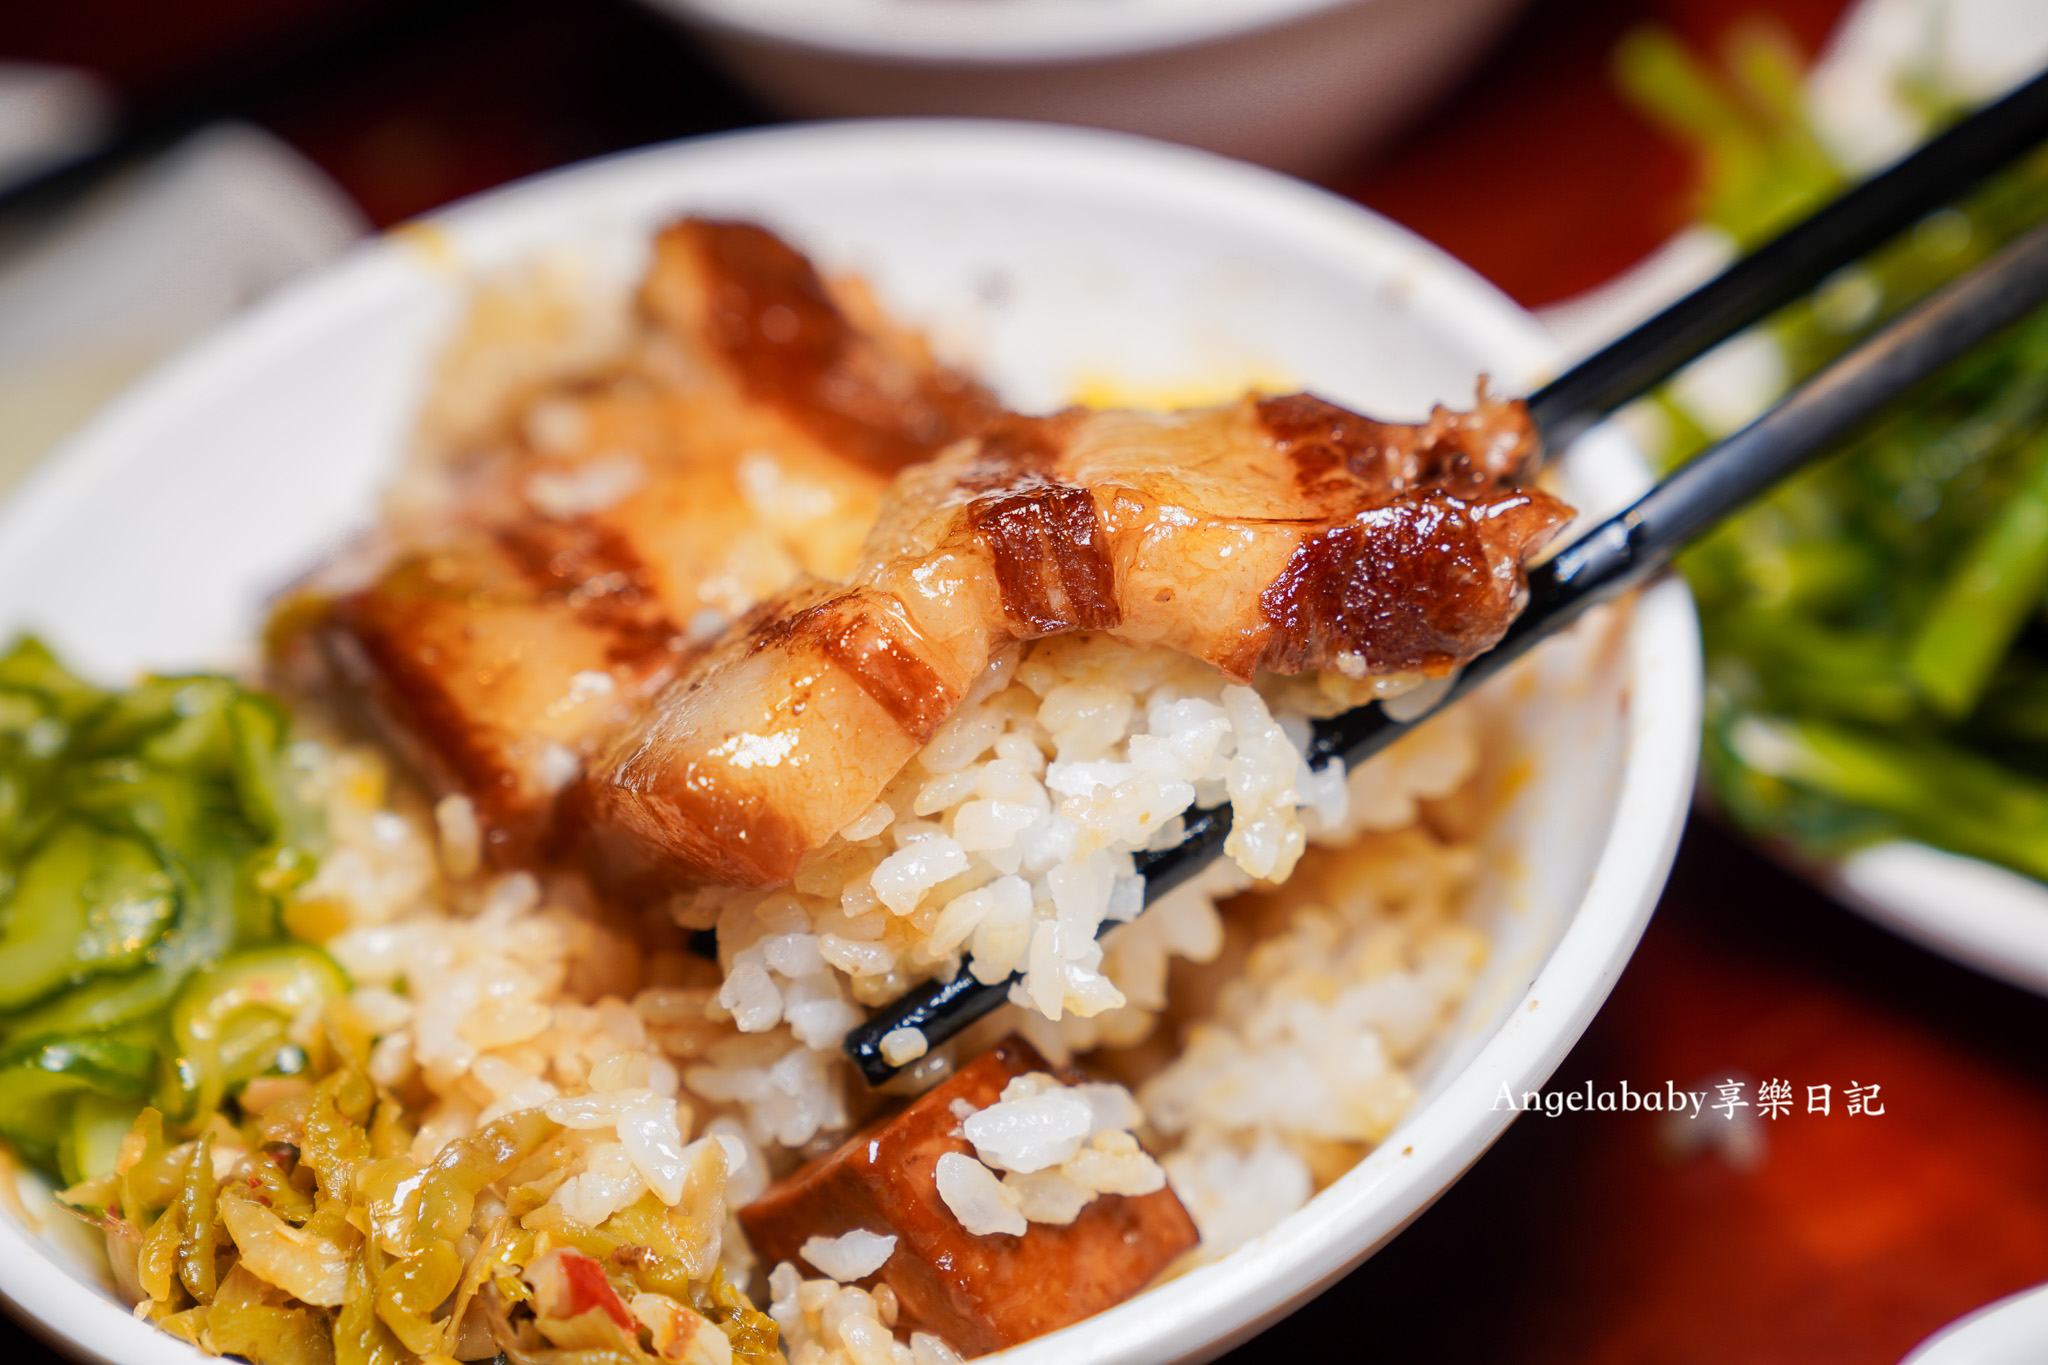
[0,120,1699,1365]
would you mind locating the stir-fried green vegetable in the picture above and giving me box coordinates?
[0,637,336,1182]
[1617,26,2048,878]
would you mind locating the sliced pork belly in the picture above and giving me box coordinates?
[585,390,1572,887]
[314,220,995,856]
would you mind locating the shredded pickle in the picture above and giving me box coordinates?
[57,1000,778,1365]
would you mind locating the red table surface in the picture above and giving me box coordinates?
[7,1,2048,1361]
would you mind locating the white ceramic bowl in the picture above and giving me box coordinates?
[647,0,1530,175]
[1904,1282,2048,1365]
[0,121,1700,1365]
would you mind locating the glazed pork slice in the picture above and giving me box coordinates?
[314,219,996,856]
[584,389,1573,886]
[738,1036,1199,1354]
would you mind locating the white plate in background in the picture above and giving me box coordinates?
[1825,844,2048,996]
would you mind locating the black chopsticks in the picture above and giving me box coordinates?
[839,69,2048,1086]
[1315,213,2048,767]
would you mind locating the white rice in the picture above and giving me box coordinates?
[1139,822,1486,1256]
[935,1072,1164,1235]
[769,1263,965,1365]
[683,634,1418,1133]
[933,1154,1024,1237]
[801,1229,898,1283]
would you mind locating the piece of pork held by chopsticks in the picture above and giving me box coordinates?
[581,389,1573,888]
[311,219,996,858]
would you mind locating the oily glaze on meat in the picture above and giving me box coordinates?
[313,220,995,856]
[738,1036,1199,1354]
[584,389,1571,886]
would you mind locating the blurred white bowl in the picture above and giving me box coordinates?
[1903,1282,2048,1365]
[648,0,1531,175]
[0,120,1698,1364]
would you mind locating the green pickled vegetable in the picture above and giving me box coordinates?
[0,636,326,1176]
[165,944,346,1122]
[0,822,176,1010]
[0,1034,154,1173]
[207,1262,336,1365]
[62,1092,145,1187]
